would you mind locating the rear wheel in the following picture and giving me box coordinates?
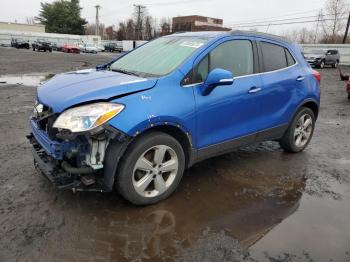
[116,132,185,205]
[332,61,339,68]
[279,107,315,153]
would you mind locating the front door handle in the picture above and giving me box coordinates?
[248,86,262,94]
[296,76,305,81]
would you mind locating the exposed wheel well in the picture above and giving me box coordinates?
[140,125,193,168]
[302,101,319,119]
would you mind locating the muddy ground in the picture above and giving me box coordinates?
[0,47,349,262]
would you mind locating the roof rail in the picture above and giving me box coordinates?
[230,30,292,43]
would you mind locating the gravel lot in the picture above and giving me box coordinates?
[0,47,349,262]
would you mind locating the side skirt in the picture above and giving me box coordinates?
[193,124,288,164]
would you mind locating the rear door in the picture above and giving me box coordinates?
[257,40,307,131]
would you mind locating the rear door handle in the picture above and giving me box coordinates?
[248,86,262,94]
[296,76,305,81]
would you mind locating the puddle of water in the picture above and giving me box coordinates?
[0,73,55,86]
[29,144,350,262]
[36,147,317,261]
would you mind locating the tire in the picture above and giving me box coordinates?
[319,60,325,69]
[279,107,315,153]
[348,94,350,100]
[332,61,339,68]
[116,131,185,205]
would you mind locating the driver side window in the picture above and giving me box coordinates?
[186,40,254,85]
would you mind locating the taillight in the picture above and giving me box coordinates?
[313,70,321,83]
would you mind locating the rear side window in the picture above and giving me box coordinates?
[260,42,287,71]
[260,42,296,72]
[285,49,296,66]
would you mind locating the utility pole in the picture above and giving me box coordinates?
[314,11,323,44]
[95,5,101,36]
[134,4,146,40]
[343,11,350,44]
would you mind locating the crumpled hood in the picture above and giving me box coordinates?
[37,69,157,112]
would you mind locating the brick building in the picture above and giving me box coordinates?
[172,15,231,32]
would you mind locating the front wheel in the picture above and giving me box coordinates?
[116,132,185,205]
[279,107,315,153]
[319,60,325,69]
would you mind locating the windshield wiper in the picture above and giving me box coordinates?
[111,68,140,76]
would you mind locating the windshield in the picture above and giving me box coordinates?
[109,36,209,77]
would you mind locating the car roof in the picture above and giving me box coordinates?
[167,30,292,44]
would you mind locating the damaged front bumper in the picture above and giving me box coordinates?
[27,118,130,192]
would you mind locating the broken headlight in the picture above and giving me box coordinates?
[53,102,124,133]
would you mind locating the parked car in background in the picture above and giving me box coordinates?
[304,49,340,68]
[28,31,320,205]
[11,38,30,49]
[96,44,105,52]
[81,43,98,53]
[32,39,52,52]
[61,44,80,54]
[104,42,123,52]
[52,43,63,52]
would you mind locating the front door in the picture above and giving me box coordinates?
[192,38,264,149]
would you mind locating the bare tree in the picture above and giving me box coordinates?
[321,0,348,43]
[116,22,127,40]
[85,23,106,39]
[126,19,135,40]
[25,16,35,25]
[160,17,171,36]
[144,16,153,40]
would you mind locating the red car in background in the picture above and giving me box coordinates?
[61,44,80,54]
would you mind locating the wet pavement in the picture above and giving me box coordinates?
[0,47,349,262]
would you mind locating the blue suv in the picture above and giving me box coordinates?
[28,31,321,205]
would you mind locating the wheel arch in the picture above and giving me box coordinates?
[301,100,319,120]
[136,124,194,169]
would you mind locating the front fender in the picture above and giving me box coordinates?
[107,74,197,146]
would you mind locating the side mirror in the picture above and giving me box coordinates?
[96,63,109,70]
[200,68,234,96]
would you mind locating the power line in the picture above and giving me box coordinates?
[225,17,348,29]
[226,3,350,27]
[228,14,334,27]
[226,9,321,25]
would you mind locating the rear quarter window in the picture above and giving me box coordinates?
[260,42,297,71]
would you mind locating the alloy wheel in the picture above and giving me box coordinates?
[132,145,179,198]
[294,114,313,148]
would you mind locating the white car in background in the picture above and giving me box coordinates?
[81,43,98,54]
[96,44,105,52]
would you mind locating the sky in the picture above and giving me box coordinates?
[0,0,332,34]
